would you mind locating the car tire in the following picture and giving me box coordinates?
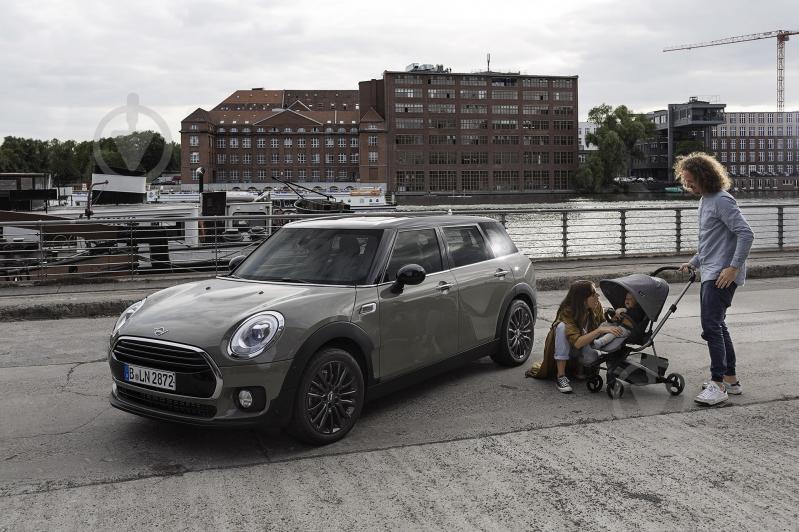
[288,347,365,445]
[491,299,534,367]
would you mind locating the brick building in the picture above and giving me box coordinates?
[710,110,799,191]
[180,65,579,195]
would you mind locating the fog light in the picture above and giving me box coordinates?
[238,389,254,409]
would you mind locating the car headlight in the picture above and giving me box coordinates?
[112,299,146,335]
[228,311,285,359]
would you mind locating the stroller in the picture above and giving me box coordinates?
[585,266,697,399]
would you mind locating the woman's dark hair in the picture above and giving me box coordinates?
[557,280,596,329]
[674,152,731,194]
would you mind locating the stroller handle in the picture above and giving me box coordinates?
[651,265,697,282]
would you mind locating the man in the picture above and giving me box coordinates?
[676,153,754,406]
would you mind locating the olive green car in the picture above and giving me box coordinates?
[108,215,536,444]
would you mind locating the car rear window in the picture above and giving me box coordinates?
[479,222,518,256]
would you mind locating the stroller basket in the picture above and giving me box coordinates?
[608,353,669,385]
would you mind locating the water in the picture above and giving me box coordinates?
[397,193,799,259]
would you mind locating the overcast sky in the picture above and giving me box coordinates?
[1,0,797,141]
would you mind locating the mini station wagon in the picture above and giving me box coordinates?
[108,215,536,444]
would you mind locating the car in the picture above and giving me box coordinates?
[108,215,537,444]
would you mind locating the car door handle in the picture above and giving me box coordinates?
[359,303,376,315]
[494,269,510,278]
[436,282,454,291]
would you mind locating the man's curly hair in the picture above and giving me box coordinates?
[674,152,732,193]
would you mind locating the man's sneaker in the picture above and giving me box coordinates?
[702,380,742,395]
[556,376,573,393]
[695,381,728,406]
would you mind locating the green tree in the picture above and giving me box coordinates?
[586,104,657,186]
[675,139,708,157]
[573,152,604,193]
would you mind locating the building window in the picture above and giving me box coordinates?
[284,138,293,147]
[368,151,378,163]
[271,139,279,148]
[190,124,198,130]
[460,89,487,99]
[190,152,199,164]
[396,118,425,129]
[461,119,488,130]
[325,137,335,147]
[338,154,347,163]
[242,137,251,149]
[396,170,426,192]
[311,153,320,164]
[522,91,548,101]
[326,169,335,179]
[428,103,456,114]
[338,137,346,148]
[395,87,422,98]
[216,138,226,148]
[492,105,518,115]
[243,170,252,181]
[298,153,306,164]
[311,138,319,148]
[492,90,518,100]
[395,103,423,113]
[350,153,359,163]
[350,137,358,147]
[461,170,489,191]
[298,169,306,179]
[428,89,454,99]
[271,153,279,164]
[216,154,226,164]
[257,154,266,165]
[189,135,199,146]
[229,137,239,148]
[258,170,267,179]
[230,154,239,164]
[256,138,266,148]
[285,154,293,164]
[243,154,251,164]
[312,170,320,179]
[297,138,306,148]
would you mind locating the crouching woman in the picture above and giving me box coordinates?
[525,280,623,393]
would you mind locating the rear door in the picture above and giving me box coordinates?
[442,224,516,352]
[377,229,459,379]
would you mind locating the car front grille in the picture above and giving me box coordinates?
[113,337,211,373]
[117,388,216,418]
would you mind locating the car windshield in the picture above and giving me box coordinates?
[232,228,384,285]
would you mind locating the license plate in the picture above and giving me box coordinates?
[123,364,176,391]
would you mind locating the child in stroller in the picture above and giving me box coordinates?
[586,266,695,399]
[592,291,646,353]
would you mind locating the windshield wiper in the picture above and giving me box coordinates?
[262,277,311,284]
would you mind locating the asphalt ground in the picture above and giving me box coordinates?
[1,277,798,530]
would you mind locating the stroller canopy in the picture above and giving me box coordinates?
[599,274,670,322]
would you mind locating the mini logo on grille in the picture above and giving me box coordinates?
[154,327,169,336]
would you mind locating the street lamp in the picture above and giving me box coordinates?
[196,166,205,194]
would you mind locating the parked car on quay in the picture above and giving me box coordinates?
[107,215,536,444]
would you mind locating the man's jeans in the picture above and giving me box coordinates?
[700,280,738,382]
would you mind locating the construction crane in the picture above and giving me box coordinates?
[664,30,799,111]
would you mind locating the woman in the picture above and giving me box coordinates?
[676,152,753,406]
[526,280,623,393]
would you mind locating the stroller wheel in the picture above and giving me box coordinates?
[665,373,685,396]
[606,380,624,399]
[587,375,603,393]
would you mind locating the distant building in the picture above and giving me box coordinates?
[632,97,726,182]
[180,65,580,195]
[710,110,799,191]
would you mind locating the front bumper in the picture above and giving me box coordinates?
[109,337,295,427]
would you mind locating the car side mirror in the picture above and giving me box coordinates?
[228,255,246,272]
[390,264,426,294]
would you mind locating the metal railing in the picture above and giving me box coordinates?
[1,204,797,284]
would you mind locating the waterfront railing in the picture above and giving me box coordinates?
[1,204,797,284]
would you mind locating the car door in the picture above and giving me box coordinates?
[442,224,516,352]
[377,228,459,379]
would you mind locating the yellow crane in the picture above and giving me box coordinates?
[664,30,799,111]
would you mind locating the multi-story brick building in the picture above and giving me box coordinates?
[180,65,579,195]
[710,110,799,191]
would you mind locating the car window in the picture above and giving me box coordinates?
[383,229,443,282]
[233,228,383,285]
[443,226,492,267]
[479,221,518,256]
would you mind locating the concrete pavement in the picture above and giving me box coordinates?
[1,277,798,529]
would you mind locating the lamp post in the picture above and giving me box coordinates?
[196,166,205,194]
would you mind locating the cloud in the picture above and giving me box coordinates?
[1,0,798,141]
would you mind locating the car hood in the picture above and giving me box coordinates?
[116,277,358,362]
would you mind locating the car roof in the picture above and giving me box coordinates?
[285,215,497,230]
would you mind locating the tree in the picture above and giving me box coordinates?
[573,152,604,193]
[586,104,657,186]
[675,139,708,157]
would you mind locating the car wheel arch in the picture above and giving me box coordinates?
[494,283,537,341]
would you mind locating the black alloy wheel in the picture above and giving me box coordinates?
[289,347,364,445]
[587,374,604,393]
[665,372,685,396]
[492,299,534,367]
